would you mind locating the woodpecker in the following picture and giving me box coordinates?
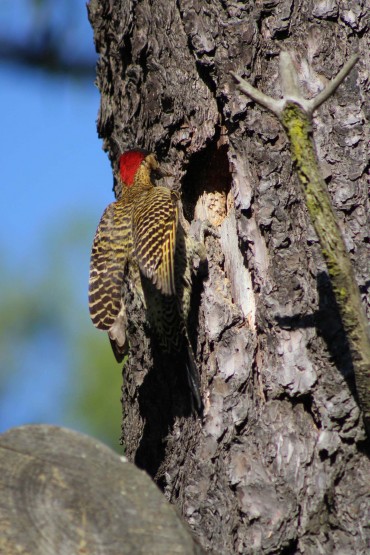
[88,149,203,411]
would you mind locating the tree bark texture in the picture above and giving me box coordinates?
[88,1,369,554]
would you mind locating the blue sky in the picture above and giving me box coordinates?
[0,1,117,438]
[0,64,112,265]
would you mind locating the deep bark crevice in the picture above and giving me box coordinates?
[315,272,357,393]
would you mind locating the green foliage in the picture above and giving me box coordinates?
[67,330,123,450]
[0,213,123,451]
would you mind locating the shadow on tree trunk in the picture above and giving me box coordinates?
[134,346,195,480]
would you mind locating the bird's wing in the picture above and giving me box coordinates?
[132,187,179,296]
[88,201,130,330]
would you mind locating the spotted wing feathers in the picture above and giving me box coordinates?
[88,202,129,330]
[132,188,179,296]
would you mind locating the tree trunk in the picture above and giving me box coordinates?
[88,1,369,553]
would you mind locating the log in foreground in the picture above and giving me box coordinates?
[0,425,205,555]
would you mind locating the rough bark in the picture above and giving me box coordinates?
[88,1,369,554]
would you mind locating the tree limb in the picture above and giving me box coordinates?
[232,51,370,435]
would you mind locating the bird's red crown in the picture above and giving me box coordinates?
[119,150,148,186]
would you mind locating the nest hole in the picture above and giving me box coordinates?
[181,134,232,226]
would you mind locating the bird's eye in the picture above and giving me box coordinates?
[151,167,162,181]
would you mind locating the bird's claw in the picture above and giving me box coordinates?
[189,219,220,244]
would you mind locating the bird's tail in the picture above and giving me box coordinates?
[184,343,203,414]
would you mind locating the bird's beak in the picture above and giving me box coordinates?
[153,166,172,179]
